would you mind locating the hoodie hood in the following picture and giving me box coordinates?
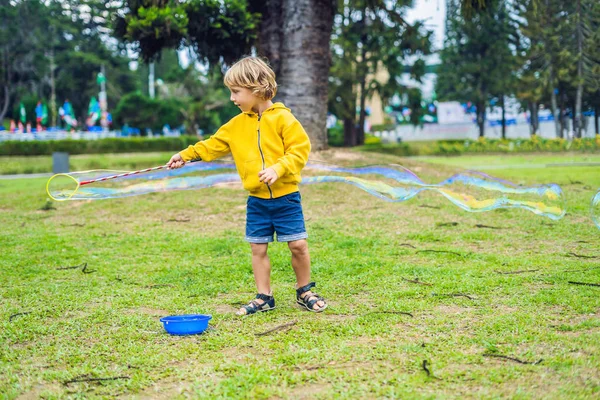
[243,102,290,116]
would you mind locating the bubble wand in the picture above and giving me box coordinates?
[46,161,203,201]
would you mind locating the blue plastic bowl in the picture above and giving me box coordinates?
[160,314,212,335]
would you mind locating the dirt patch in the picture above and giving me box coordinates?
[319,313,358,322]
[132,380,193,399]
[16,383,63,400]
[311,149,369,163]
[124,307,171,316]
[212,304,236,314]
[284,382,331,399]
[432,305,472,315]
[221,345,270,362]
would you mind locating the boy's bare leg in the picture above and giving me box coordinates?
[288,239,325,310]
[238,243,272,315]
[250,243,272,294]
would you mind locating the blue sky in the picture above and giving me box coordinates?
[406,0,446,51]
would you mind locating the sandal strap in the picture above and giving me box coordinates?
[239,293,275,315]
[296,281,316,296]
[305,295,323,309]
[256,293,273,302]
[242,300,260,313]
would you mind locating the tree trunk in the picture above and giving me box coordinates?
[356,6,367,146]
[0,85,9,122]
[500,94,506,139]
[357,75,367,146]
[277,0,335,151]
[49,49,57,127]
[343,116,357,146]
[476,101,485,138]
[574,0,583,139]
[532,101,539,135]
[256,0,284,77]
[528,101,539,136]
[549,66,561,138]
[595,104,599,135]
[559,90,567,138]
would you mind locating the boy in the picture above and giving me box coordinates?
[167,57,327,315]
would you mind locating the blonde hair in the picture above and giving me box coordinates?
[224,57,277,100]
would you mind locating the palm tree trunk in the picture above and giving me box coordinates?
[277,0,335,151]
[256,0,284,77]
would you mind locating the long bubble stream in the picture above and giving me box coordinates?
[46,161,567,220]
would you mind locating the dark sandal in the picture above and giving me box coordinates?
[296,282,327,312]
[237,293,275,316]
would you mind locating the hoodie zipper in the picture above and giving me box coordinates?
[256,115,273,198]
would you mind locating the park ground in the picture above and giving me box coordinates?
[1,149,599,399]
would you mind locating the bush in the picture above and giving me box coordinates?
[113,92,186,131]
[364,134,381,145]
[327,122,344,147]
[370,123,396,132]
[0,136,200,156]
[361,138,600,157]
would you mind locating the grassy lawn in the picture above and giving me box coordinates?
[412,153,600,170]
[1,149,599,398]
[0,152,176,175]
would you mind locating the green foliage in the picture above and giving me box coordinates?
[0,1,139,124]
[362,137,600,156]
[370,123,397,132]
[328,0,432,146]
[113,92,186,131]
[115,1,189,63]
[327,122,345,147]
[0,137,199,156]
[363,133,382,145]
[437,0,518,136]
[12,95,38,126]
[173,66,240,135]
[185,0,259,65]
[115,0,259,65]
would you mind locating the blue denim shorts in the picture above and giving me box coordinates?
[245,191,308,243]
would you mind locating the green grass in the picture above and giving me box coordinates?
[413,153,600,169]
[0,152,175,175]
[1,150,599,398]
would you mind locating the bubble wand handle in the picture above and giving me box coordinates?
[78,165,168,186]
[78,159,202,186]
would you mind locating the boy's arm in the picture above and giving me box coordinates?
[179,125,231,162]
[271,116,311,178]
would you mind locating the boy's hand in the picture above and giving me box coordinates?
[167,153,185,169]
[258,167,279,186]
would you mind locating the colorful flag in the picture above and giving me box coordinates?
[87,96,100,126]
[19,102,26,124]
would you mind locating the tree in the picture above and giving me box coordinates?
[248,0,336,150]
[0,1,48,122]
[117,0,335,149]
[437,0,518,138]
[0,0,138,125]
[328,0,431,146]
[581,0,600,136]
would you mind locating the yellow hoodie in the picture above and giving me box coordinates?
[179,102,311,199]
